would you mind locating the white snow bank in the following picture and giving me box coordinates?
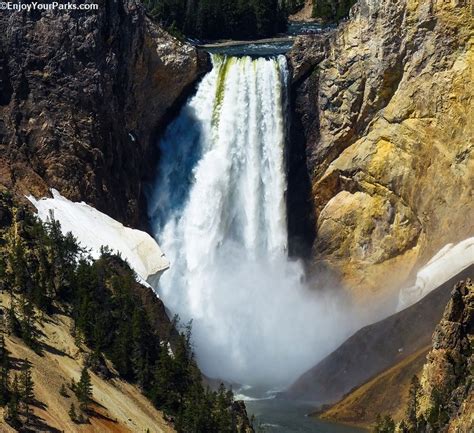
[27,190,169,285]
[398,237,474,310]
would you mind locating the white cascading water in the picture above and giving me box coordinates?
[148,55,358,388]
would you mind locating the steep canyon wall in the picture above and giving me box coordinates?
[0,0,208,228]
[289,0,474,298]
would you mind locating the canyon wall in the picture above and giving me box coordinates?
[317,278,473,431]
[0,0,208,228]
[289,0,474,298]
[418,278,473,433]
[284,265,474,404]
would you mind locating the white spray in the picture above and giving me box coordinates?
[148,55,359,388]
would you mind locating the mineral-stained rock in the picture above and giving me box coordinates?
[288,0,474,298]
[0,0,209,228]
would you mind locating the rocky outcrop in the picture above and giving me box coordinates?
[418,278,473,433]
[0,0,208,228]
[288,0,474,297]
[289,0,315,21]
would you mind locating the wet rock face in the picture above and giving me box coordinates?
[288,0,474,297]
[0,0,208,228]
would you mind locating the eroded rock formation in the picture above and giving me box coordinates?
[419,278,473,432]
[0,0,208,228]
[288,0,474,297]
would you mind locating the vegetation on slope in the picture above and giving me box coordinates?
[141,0,355,39]
[142,0,287,40]
[0,191,253,432]
[312,0,356,21]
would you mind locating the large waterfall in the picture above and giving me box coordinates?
[148,55,355,388]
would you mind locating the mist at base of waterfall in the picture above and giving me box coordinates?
[148,54,367,388]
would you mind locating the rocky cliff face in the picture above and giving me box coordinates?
[419,278,473,433]
[0,0,208,228]
[288,0,474,298]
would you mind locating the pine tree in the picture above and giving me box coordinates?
[75,367,93,411]
[373,414,395,433]
[20,360,34,422]
[4,214,29,294]
[215,382,235,432]
[406,375,422,431]
[18,296,40,351]
[7,296,21,337]
[150,348,177,413]
[5,374,21,428]
[59,383,69,398]
[398,420,409,433]
[0,334,10,405]
[426,386,449,430]
[68,403,78,422]
[312,0,355,21]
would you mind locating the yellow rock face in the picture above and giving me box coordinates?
[291,0,474,299]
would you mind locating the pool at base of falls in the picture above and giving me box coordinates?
[246,399,367,433]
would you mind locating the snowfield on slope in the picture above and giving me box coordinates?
[398,237,474,310]
[28,189,169,285]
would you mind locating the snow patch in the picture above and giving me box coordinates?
[397,237,474,310]
[27,190,169,285]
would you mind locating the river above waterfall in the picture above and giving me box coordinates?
[196,20,333,57]
[203,39,294,57]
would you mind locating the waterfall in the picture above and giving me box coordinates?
[148,55,355,388]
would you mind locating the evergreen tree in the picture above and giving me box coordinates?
[143,0,288,40]
[373,414,396,433]
[7,296,21,337]
[284,0,305,14]
[398,420,409,433]
[131,307,154,388]
[215,383,235,432]
[312,0,356,21]
[406,375,422,431]
[68,403,78,422]
[4,214,29,294]
[75,367,93,411]
[17,296,41,352]
[426,386,449,430]
[5,374,21,428]
[150,348,177,413]
[19,359,34,422]
[0,201,246,433]
[59,383,69,398]
[0,334,10,405]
